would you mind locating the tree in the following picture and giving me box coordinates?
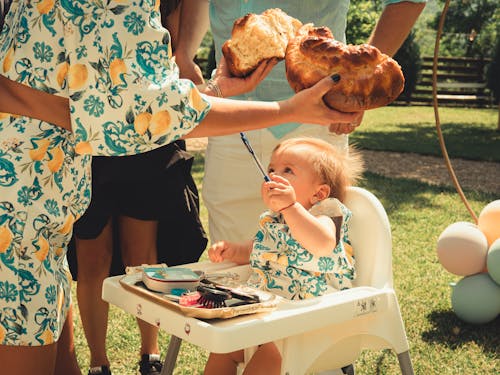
[486,39,500,129]
[429,0,499,58]
[347,0,422,103]
[394,30,422,103]
[346,0,380,45]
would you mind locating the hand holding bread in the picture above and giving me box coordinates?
[222,8,302,77]
[285,24,405,112]
[221,9,405,113]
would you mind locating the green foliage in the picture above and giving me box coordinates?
[195,31,216,79]
[394,31,422,103]
[486,38,500,103]
[429,0,499,57]
[346,0,379,44]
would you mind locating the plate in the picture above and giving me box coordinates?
[142,267,201,293]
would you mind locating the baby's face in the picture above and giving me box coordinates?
[268,145,322,208]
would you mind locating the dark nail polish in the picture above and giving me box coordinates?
[331,74,341,83]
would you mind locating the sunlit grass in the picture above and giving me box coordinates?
[350,106,499,162]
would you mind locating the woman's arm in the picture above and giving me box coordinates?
[184,75,362,138]
[368,1,426,56]
[173,0,210,84]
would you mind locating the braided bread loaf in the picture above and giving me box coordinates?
[222,8,302,77]
[285,24,405,112]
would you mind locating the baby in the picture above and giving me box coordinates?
[205,137,364,374]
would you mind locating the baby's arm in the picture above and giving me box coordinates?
[208,240,253,265]
[262,175,337,256]
[281,206,337,257]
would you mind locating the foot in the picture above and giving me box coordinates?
[139,354,163,375]
[88,365,112,375]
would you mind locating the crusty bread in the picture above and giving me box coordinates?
[285,24,405,112]
[222,8,302,77]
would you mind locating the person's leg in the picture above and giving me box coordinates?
[55,304,82,375]
[75,219,114,368]
[119,216,161,357]
[204,350,244,375]
[243,343,281,375]
[0,343,58,375]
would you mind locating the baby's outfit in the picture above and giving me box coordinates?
[248,198,356,300]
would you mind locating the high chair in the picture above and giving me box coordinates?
[237,186,415,374]
[101,187,414,374]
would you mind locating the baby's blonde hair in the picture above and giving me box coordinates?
[272,137,364,202]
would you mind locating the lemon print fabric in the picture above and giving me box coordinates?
[0,0,211,157]
[0,116,91,346]
[249,198,356,300]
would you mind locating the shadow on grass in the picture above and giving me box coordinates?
[359,172,495,218]
[350,122,500,162]
[421,310,500,354]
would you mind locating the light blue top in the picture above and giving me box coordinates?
[209,0,425,138]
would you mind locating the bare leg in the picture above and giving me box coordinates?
[243,343,281,375]
[75,219,114,368]
[0,342,57,375]
[55,304,82,375]
[204,350,244,375]
[119,216,160,356]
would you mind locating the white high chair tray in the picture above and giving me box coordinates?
[119,272,278,319]
[102,261,388,354]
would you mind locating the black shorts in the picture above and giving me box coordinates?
[74,141,192,239]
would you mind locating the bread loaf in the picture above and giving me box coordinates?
[222,8,302,77]
[285,24,405,112]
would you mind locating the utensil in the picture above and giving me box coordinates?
[240,132,270,182]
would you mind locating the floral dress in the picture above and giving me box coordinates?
[0,0,210,346]
[248,199,356,300]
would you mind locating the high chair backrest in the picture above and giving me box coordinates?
[344,187,393,289]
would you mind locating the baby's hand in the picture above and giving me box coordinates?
[262,174,296,212]
[208,240,252,265]
[208,241,237,263]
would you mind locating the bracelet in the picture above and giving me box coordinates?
[279,202,296,213]
[206,79,223,98]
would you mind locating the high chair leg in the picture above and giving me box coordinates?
[160,336,182,375]
[397,351,414,375]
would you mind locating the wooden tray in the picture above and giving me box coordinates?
[119,273,279,320]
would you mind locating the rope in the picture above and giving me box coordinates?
[432,0,478,223]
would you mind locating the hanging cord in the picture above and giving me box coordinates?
[432,0,478,223]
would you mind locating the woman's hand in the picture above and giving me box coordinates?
[209,56,278,97]
[174,52,205,85]
[329,111,364,134]
[279,75,364,132]
[261,174,296,213]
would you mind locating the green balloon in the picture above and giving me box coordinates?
[451,274,500,324]
[487,238,500,285]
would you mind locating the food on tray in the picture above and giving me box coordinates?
[121,272,279,319]
[285,24,405,112]
[222,8,302,77]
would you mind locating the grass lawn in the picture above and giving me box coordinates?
[350,106,499,162]
[72,106,499,374]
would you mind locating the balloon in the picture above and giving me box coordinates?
[451,274,500,324]
[487,238,500,285]
[437,222,488,276]
[478,200,500,245]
